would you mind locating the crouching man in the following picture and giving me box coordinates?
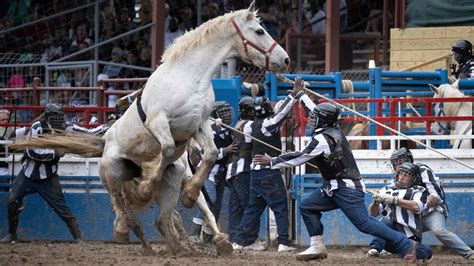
[367,162,432,262]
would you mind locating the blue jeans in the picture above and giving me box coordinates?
[370,219,432,260]
[422,211,474,258]
[235,169,289,246]
[300,187,414,258]
[228,172,258,243]
[195,170,226,223]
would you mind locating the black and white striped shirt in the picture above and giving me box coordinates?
[377,185,427,240]
[20,121,61,180]
[270,129,366,195]
[418,164,448,217]
[226,120,252,180]
[248,94,297,170]
[207,123,233,182]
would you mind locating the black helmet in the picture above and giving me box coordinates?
[45,103,65,129]
[452,39,472,63]
[254,96,274,118]
[308,102,340,129]
[211,101,233,125]
[390,147,414,167]
[238,96,255,120]
[395,162,421,188]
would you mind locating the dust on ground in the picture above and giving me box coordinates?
[0,241,471,265]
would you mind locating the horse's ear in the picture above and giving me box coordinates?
[248,0,256,12]
[429,84,439,94]
[247,0,256,19]
[452,79,460,89]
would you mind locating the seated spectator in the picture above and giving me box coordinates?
[117,35,136,57]
[259,4,281,40]
[52,28,71,56]
[178,6,195,32]
[135,38,148,55]
[202,2,220,22]
[164,17,183,49]
[70,24,93,53]
[137,46,151,75]
[123,51,140,89]
[0,20,19,52]
[102,47,126,89]
[40,34,62,63]
[5,0,30,25]
[117,7,136,34]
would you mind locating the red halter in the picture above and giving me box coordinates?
[231,18,278,71]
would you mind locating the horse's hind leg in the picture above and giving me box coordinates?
[100,153,153,254]
[172,209,188,241]
[182,120,218,207]
[154,160,186,255]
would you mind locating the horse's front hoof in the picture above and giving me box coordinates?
[112,231,130,244]
[214,233,233,255]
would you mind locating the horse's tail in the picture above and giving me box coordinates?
[122,178,153,209]
[8,131,105,157]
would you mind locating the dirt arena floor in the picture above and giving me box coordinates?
[0,241,472,265]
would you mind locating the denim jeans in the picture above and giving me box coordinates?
[227,172,258,243]
[235,168,289,246]
[370,219,432,260]
[422,211,474,258]
[194,170,227,224]
[299,187,413,257]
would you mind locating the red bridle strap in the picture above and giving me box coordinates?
[231,18,278,71]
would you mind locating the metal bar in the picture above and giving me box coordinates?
[97,60,153,72]
[94,1,100,87]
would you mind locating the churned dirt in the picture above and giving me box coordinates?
[0,241,470,265]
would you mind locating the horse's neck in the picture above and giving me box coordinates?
[170,40,236,82]
[454,101,473,136]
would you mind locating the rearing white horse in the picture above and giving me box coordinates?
[430,82,472,149]
[97,1,288,253]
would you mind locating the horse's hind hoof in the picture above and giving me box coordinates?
[214,234,233,255]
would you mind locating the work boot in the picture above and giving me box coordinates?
[1,233,17,244]
[296,235,328,261]
[203,232,213,244]
[1,212,19,243]
[189,223,202,242]
[65,217,83,242]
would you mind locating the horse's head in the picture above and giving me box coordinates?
[231,1,289,72]
[429,83,464,135]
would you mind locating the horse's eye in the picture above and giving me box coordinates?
[255,29,264,35]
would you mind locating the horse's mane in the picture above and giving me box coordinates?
[437,83,466,115]
[161,9,259,63]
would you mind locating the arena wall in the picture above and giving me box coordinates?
[390,26,474,71]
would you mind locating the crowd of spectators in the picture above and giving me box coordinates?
[0,0,386,90]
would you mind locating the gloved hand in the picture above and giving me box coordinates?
[383,194,398,205]
[288,77,305,99]
[372,192,385,204]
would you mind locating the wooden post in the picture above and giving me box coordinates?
[151,0,166,69]
[325,0,340,73]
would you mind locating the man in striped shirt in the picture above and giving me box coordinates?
[390,148,474,260]
[253,97,418,262]
[226,96,255,243]
[367,162,432,261]
[232,78,305,253]
[1,104,82,243]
